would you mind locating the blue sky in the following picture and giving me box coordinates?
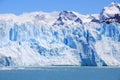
[0,0,119,15]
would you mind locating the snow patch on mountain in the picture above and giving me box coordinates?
[100,2,120,21]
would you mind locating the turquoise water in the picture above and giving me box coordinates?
[0,67,120,80]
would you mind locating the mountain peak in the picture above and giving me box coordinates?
[53,11,82,26]
[100,2,120,23]
[102,2,120,15]
[110,2,119,6]
[110,1,120,7]
[108,2,120,10]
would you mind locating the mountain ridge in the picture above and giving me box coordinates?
[0,2,119,26]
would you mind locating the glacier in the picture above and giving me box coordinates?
[0,2,120,67]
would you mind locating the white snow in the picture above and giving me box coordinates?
[0,2,120,67]
[95,37,120,66]
[101,2,120,19]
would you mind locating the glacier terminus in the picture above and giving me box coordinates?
[0,2,120,67]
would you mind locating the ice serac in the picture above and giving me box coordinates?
[0,2,120,67]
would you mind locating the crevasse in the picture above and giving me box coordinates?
[0,20,120,66]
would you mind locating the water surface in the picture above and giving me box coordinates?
[0,67,120,80]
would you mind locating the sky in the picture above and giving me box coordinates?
[0,0,119,15]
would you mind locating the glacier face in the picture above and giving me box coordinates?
[0,21,120,66]
[0,2,120,67]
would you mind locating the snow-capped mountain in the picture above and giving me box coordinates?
[0,2,120,67]
[100,2,120,23]
[53,11,82,26]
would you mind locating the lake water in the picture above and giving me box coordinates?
[0,67,120,80]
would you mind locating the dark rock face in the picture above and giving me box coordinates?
[91,18,100,23]
[53,11,82,26]
[102,14,120,24]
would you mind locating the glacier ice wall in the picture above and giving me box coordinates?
[0,19,120,66]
